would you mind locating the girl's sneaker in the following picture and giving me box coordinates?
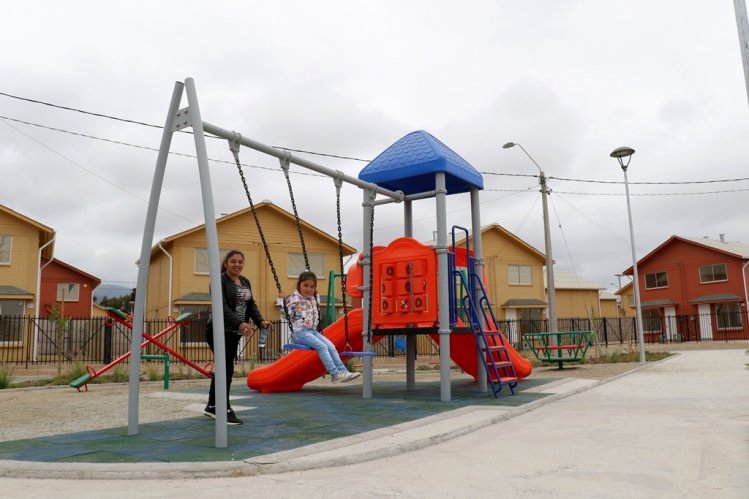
[331,372,347,383]
[341,372,361,383]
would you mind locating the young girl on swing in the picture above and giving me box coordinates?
[286,270,360,383]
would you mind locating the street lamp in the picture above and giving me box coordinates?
[610,146,646,364]
[503,142,557,332]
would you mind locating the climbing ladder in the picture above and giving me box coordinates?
[450,226,518,398]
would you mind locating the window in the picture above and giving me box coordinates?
[0,235,11,264]
[508,265,532,285]
[642,309,662,333]
[644,272,668,289]
[287,253,326,278]
[178,304,211,343]
[56,283,80,302]
[699,263,727,283]
[194,248,230,274]
[715,302,742,330]
[0,300,25,342]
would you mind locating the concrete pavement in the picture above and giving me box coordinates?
[2,348,748,497]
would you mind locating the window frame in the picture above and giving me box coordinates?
[194,248,230,275]
[644,271,668,290]
[699,263,728,284]
[0,234,11,265]
[287,253,326,278]
[507,264,532,286]
[715,302,742,330]
[56,283,80,302]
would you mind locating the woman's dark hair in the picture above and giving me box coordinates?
[296,270,317,291]
[221,250,245,272]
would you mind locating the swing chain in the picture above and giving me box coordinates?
[280,153,310,272]
[229,134,282,297]
[335,177,350,346]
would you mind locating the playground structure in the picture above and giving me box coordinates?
[248,236,532,394]
[70,308,212,391]
[131,77,533,446]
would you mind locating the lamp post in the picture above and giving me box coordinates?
[610,146,646,364]
[503,142,557,332]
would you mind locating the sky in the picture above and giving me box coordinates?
[2,1,748,296]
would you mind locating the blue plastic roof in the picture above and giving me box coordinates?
[358,130,483,195]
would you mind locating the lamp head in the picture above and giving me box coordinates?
[502,142,516,149]
[610,146,635,170]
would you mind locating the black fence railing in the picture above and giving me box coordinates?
[1,311,747,366]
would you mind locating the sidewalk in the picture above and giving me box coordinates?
[1,349,748,497]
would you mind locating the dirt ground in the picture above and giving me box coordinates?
[2,342,747,442]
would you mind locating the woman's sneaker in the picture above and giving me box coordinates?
[331,372,347,383]
[226,408,243,426]
[203,405,216,418]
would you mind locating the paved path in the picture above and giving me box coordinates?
[2,349,748,497]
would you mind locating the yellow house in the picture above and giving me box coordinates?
[615,281,635,318]
[0,204,55,319]
[599,291,619,318]
[146,201,357,326]
[455,224,547,325]
[547,270,606,319]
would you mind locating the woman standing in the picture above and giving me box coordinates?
[205,249,271,425]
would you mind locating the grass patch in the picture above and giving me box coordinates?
[0,364,14,389]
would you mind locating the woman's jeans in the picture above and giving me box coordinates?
[292,328,346,375]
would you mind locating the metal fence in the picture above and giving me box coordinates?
[1,310,747,367]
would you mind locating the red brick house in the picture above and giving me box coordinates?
[622,235,749,341]
[39,258,101,318]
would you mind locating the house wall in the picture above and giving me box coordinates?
[0,210,40,314]
[555,288,603,318]
[39,260,99,317]
[146,207,352,322]
[470,229,545,321]
[638,240,746,316]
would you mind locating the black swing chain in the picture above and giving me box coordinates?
[335,177,350,346]
[229,136,294,331]
[280,155,310,272]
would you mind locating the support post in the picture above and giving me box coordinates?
[470,188,488,393]
[361,189,375,399]
[435,172,451,401]
[127,81,183,436]
[403,199,416,391]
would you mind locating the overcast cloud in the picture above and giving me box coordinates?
[1,1,748,294]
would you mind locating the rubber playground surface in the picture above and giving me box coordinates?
[0,374,557,465]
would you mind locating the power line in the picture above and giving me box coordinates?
[0,91,371,162]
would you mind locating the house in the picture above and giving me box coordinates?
[546,270,606,319]
[0,204,55,319]
[145,202,357,355]
[39,258,101,318]
[615,281,635,318]
[455,224,547,329]
[621,235,749,341]
[598,291,619,318]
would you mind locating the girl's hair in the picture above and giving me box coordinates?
[296,270,317,291]
[221,250,245,272]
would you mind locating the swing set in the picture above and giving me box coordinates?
[228,136,375,358]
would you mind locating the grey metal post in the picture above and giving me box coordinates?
[623,167,646,365]
[184,78,229,446]
[403,200,416,390]
[470,188,488,393]
[361,189,375,399]
[435,173,451,401]
[128,81,184,435]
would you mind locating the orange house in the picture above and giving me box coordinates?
[622,235,749,341]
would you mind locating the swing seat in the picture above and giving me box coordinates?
[282,343,376,357]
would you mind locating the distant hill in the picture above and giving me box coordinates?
[94,284,133,302]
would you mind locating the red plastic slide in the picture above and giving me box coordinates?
[429,324,532,381]
[247,308,381,392]
[247,308,531,392]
